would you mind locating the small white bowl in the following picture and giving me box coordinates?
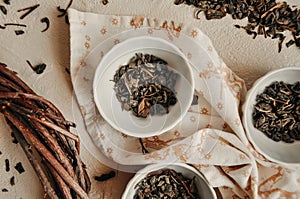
[93,36,194,138]
[242,67,300,166]
[122,163,216,199]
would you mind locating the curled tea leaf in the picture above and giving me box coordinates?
[14,162,25,174]
[15,30,24,35]
[0,5,7,15]
[40,17,50,32]
[94,171,116,182]
[26,60,46,74]
[17,4,40,19]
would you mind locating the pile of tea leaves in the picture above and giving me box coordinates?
[253,81,300,143]
[174,0,300,52]
[134,169,200,199]
[112,53,178,118]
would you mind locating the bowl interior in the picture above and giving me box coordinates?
[243,67,300,164]
[122,163,216,199]
[93,37,194,138]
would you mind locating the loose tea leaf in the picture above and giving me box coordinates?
[26,60,46,74]
[94,171,116,182]
[34,64,46,74]
[10,176,15,186]
[57,0,73,24]
[175,0,300,52]
[14,162,25,174]
[113,53,178,118]
[139,138,149,154]
[134,169,200,199]
[0,5,7,15]
[1,188,8,192]
[40,17,50,32]
[253,81,300,143]
[17,4,40,19]
[4,23,26,27]
[5,159,9,172]
[14,30,24,35]
[65,67,70,75]
[3,0,10,5]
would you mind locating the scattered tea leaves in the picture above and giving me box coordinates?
[253,81,300,143]
[175,0,300,52]
[94,171,116,182]
[17,4,40,19]
[0,5,7,15]
[40,17,50,32]
[57,0,73,24]
[10,176,15,186]
[14,30,24,35]
[5,159,9,172]
[14,162,25,174]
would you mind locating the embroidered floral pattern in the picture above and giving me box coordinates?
[112,18,118,25]
[191,29,198,38]
[70,9,300,199]
[100,27,107,35]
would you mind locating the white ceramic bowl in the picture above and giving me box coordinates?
[242,67,300,166]
[93,36,194,138]
[122,163,216,199]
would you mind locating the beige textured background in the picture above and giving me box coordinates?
[0,0,299,198]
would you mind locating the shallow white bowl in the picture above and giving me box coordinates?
[242,67,300,166]
[93,36,194,138]
[122,163,216,199]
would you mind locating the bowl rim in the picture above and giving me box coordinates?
[92,36,195,138]
[121,162,217,199]
[242,66,300,166]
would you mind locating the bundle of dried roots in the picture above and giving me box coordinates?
[0,63,90,199]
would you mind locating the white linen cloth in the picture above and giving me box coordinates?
[69,8,300,199]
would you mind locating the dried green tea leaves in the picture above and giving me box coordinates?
[253,81,300,143]
[94,171,116,182]
[134,169,200,199]
[113,53,178,118]
[131,83,177,118]
[175,0,300,52]
[26,60,46,74]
